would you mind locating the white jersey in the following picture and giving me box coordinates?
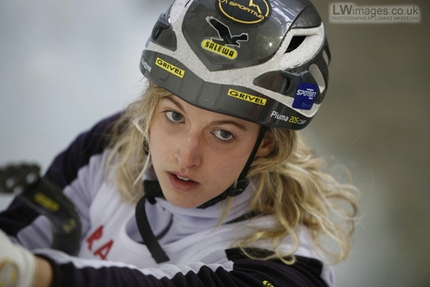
[0,113,334,286]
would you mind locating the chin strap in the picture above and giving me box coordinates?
[135,126,267,262]
[197,126,267,209]
[135,180,170,264]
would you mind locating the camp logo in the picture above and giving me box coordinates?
[227,89,267,106]
[202,16,248,59]
[216,0,272,24]
[155,57,185,78]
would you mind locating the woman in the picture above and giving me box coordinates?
[0,0,358,286]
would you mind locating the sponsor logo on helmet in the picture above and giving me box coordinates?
[206,17,248,47]
[202,40,238,59]
[155,57,185,79]
[141,59,152,72]
[201,17,248,59]
[270,111,307,125]
[270,111,289,122]
[216,0,272,24]
[227,89,266,105]
[292,82,319,110]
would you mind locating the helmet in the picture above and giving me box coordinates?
[140,0,330,130]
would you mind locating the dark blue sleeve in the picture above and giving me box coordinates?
[0,112,122,237]
[44,112,122,189]
[40,249,328,287]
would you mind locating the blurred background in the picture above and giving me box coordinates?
[0,0,429,286]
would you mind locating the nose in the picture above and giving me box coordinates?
[175,131,202,169]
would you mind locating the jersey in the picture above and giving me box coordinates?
[0,113,334,287]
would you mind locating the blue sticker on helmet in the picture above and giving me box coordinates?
[292,82,319,110]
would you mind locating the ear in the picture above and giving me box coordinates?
[256,133,275,158]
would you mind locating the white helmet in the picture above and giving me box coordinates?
[140,0,330,130]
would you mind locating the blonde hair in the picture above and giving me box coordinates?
[107,82,358,264]
[243,128,358,264]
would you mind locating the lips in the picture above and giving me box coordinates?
[167,172,200,192]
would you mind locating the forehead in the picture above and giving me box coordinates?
[158,94,259,129]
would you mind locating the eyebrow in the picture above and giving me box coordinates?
[210,120,247,131]
[162,96,185,113]
[161,96,247,131]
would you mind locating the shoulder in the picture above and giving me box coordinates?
[44,112,123,188]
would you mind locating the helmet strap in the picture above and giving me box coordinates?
[198,126,267,209]
[136,124,265,262]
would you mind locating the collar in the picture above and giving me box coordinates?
[136,166,255,263]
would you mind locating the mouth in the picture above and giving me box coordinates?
[168,172,200,191]
[176,175,192,182]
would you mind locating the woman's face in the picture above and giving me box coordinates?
[148,94,272,209]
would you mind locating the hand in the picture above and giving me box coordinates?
[0,230,36,287]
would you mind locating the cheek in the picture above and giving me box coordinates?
[148,123,169,165]
[205,149,251,183]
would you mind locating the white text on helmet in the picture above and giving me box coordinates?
[270,111,307,125]
[296,88,317,99]
[141,60,152,72]
[270,111,289,122]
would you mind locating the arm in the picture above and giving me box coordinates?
[1,229,328,287]
[0,113,121,250]
[0,230,50,287]
[34,257,53,287]
[32,248,328,287]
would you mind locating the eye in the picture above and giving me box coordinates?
[213,129,233,141]
[165,111,184,123]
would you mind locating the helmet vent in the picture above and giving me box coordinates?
[309,63,325,93]
[253,71,290,95]
[286,36,306,53]
[150,13,177,51]
[323,50,330,66]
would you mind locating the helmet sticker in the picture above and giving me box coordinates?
[206,17,248,47]
[292,82,319,110]
[216,0,272,25]
[201,40,238,59]
[155,57,185,78]
[227,88,267,105]
[141,59,152,73]
[270,111,307,126]
[201,17,248,60]
[141,1,328,130]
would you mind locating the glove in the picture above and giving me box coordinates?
[0,230,36,287]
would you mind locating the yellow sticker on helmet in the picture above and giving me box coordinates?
[227,89,267,106]
[155,57,185,78]
[201,39,238,59]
